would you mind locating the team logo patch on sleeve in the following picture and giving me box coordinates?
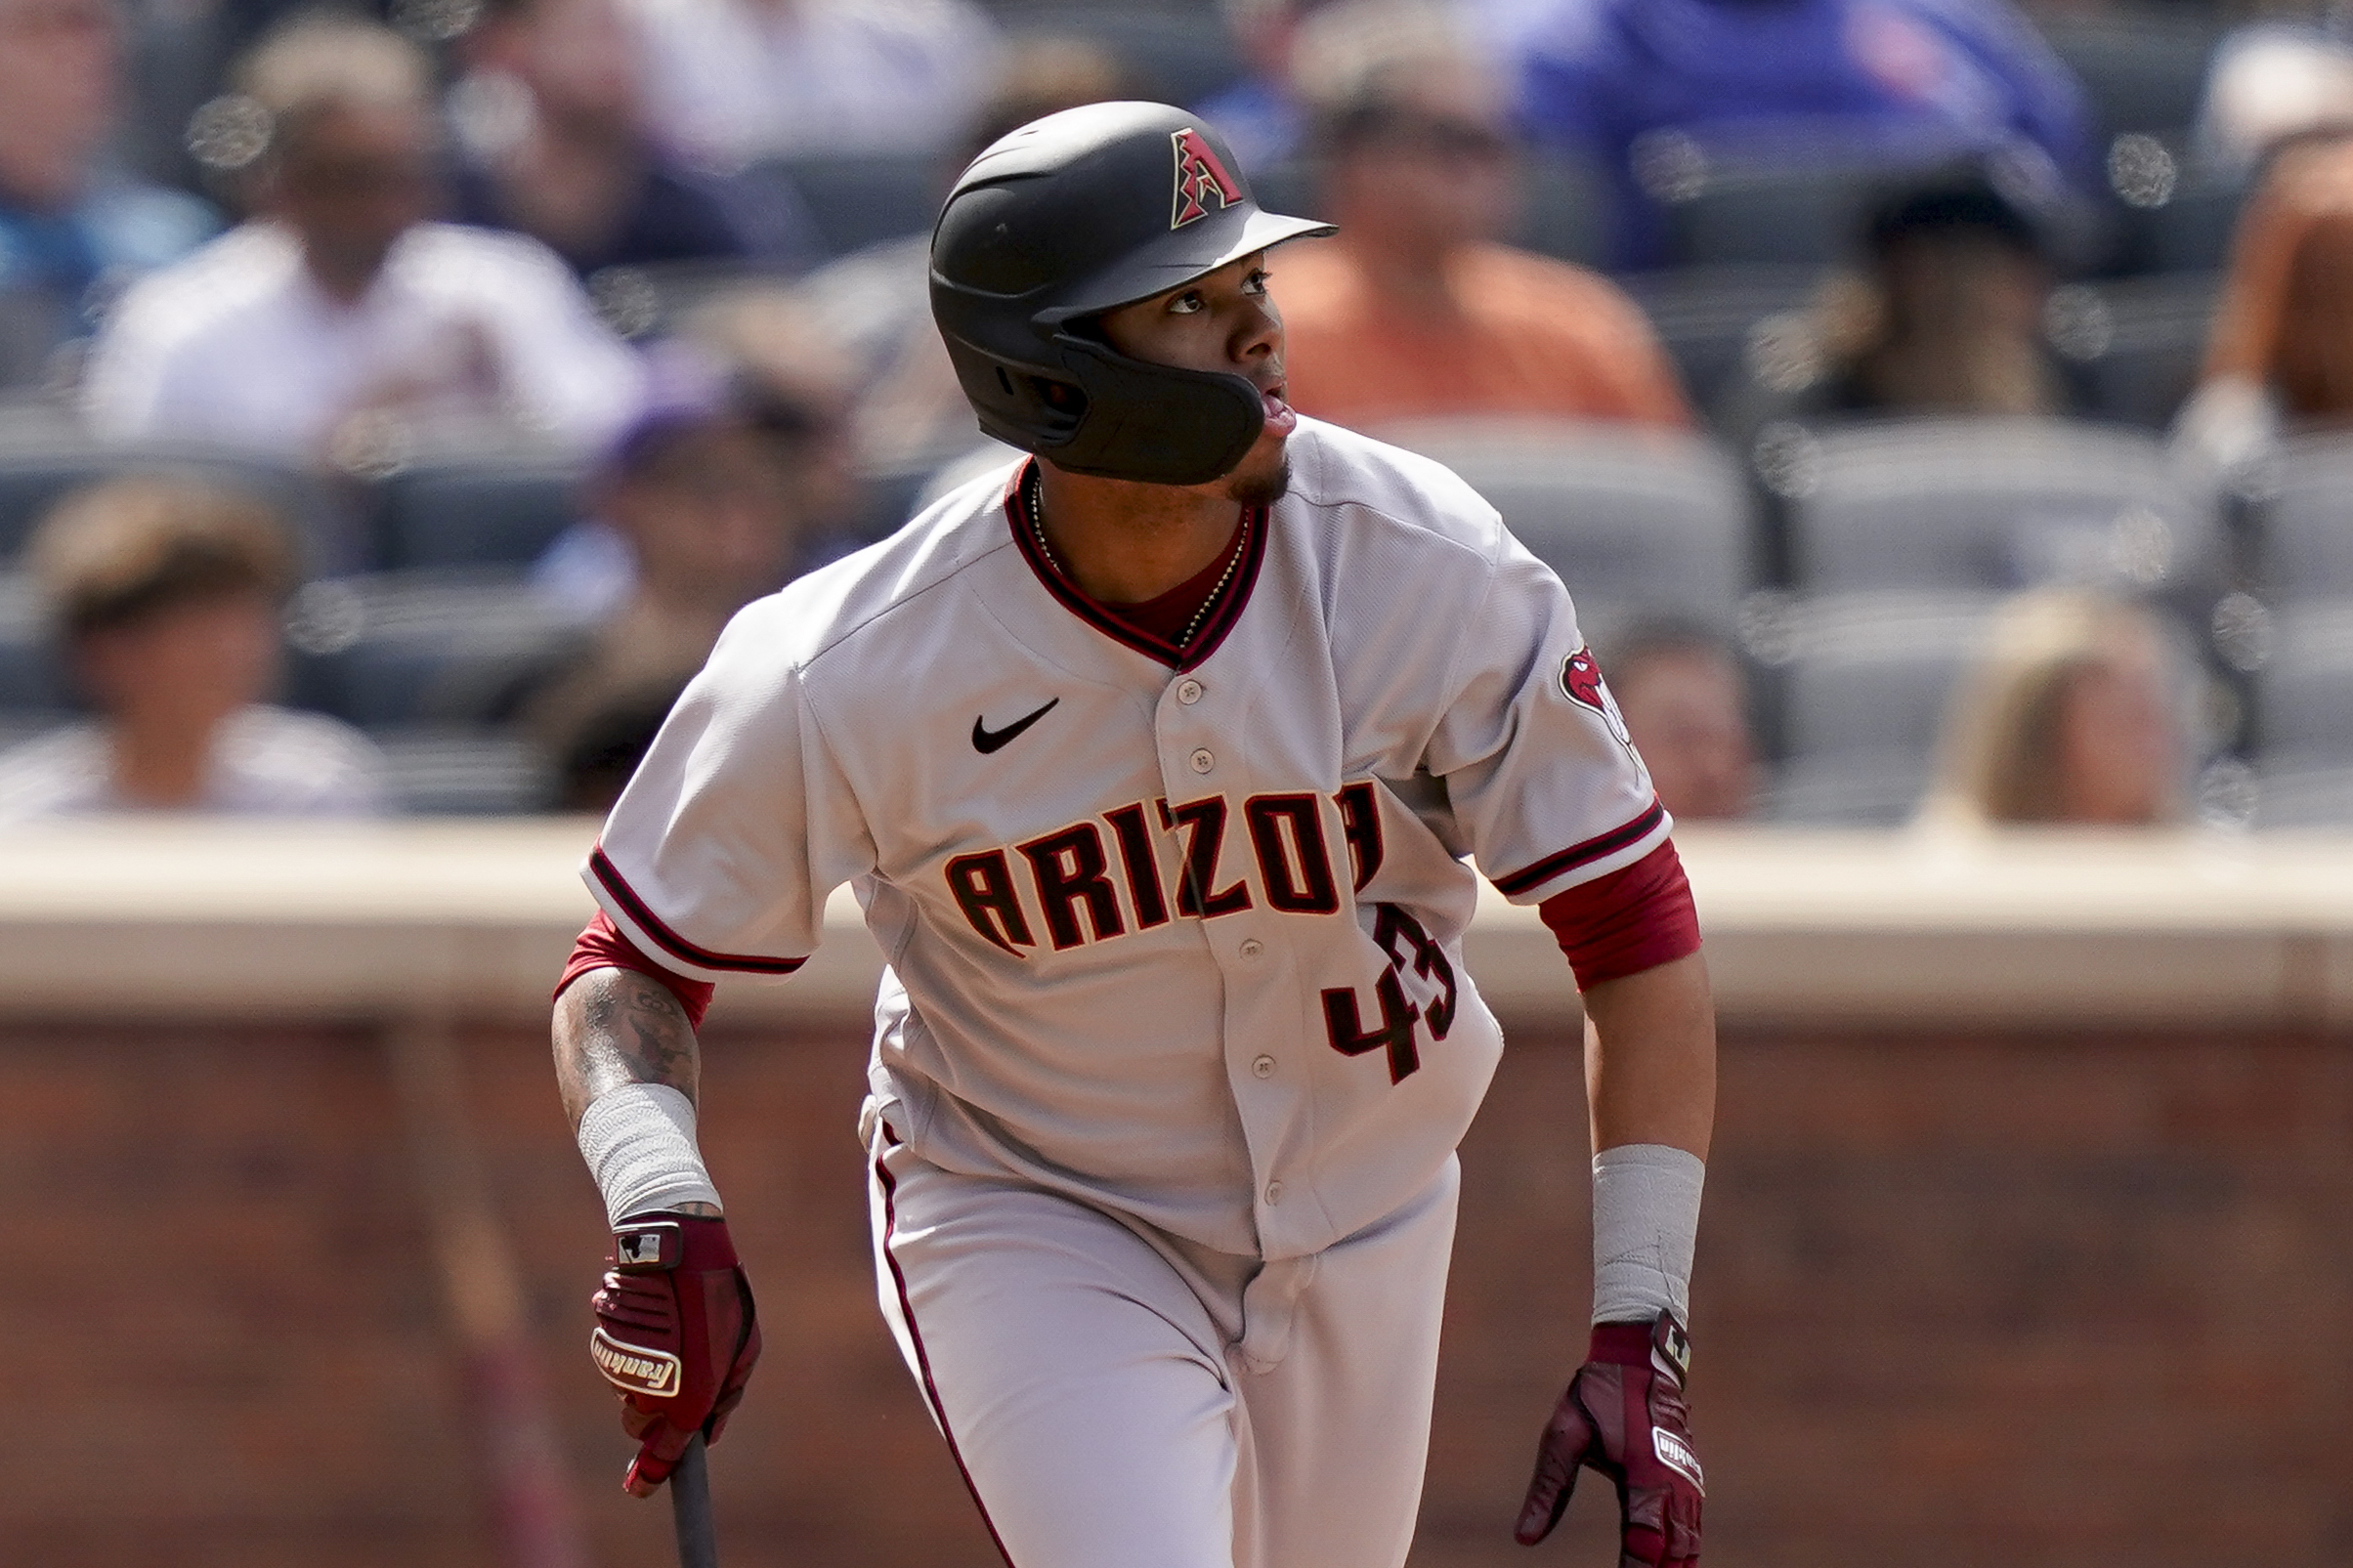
[590,1328,682,1397]
[1171,128,1243,229]
[1560,646,1635,750]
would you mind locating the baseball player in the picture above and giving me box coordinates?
[552,102,1715,1568]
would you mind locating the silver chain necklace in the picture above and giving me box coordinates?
[1026,465,1249,649]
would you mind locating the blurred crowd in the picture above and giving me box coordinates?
[2,0,2351,829]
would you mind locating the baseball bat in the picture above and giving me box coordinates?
[670,1432,720,1568]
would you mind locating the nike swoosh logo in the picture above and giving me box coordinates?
[972,698,1059,754]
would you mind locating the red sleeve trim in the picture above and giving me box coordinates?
[555,910,717,1031]
[587,845,808,976]
[1491,796,1667,898]
[1538,839,1701,992]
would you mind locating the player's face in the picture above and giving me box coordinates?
[1097,251,1294,503]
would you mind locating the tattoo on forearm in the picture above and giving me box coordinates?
[553,969,701,1127]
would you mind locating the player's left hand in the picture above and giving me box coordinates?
[587,1212,760,1497]
[1515,1313,1702,1565]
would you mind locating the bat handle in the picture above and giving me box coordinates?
[670,1431,720,1568]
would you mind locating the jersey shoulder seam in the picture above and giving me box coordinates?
[793,521,1018,674]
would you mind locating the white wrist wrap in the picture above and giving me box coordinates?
[576,1083,722,1226]
[1591,1143,1704,1326]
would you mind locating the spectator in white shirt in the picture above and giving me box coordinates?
[622,0,1004,168]
[0,476,386,821]
[80,14,643,467]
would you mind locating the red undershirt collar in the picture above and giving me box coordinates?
[1005,459,1266,671]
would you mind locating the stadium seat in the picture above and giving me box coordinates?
[2253,437,2353,603]
[2059,273,2216,430]
[1621,265,1827,416]
[995,2,1243,109]
[0,432,356,572]
[1660,150,1958,270]
[2254,753,2353,826]
[284,572,587,730]
[757,152,944,258]
[1373,419,1756,641]
[369,450,583,572]
[372,730,557,815]
[582,257,794,343]
[2115,164,2248,275]
[2255,599,2353,758]
[1761,590,2000,824]
[1515,152,1613,270]
[1784,417,2225,602]
[2038,18,2221,140]
[0,572,68,716]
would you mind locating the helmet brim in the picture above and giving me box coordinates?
[1046,207,1337,321]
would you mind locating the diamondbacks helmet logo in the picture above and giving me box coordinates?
[1561,646,1635,752]
[1171,128,1243,229]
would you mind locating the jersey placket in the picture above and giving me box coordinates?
[1143,533,1334,1261]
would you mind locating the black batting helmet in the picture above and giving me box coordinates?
[929,101,1334,487]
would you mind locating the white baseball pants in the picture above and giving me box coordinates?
[868,1136,1460,1568]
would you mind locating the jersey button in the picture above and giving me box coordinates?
[1251,1054,1276,1079]
[1263,1180,1284,1206]
[1189,747,1215,774]
[1239,938,1264,958]
[1176,678,1204,704]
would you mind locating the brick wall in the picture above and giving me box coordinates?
[11,1017,2352,1566]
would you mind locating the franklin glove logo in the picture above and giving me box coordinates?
[1171,128,1243,228]
[1651,1425,1705,1493]
[591,1327,683,1397]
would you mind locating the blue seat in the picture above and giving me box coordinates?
[1375,419,1757,645]
[2257,600,2353,759]
[0,572,69,715]
[2038,18,2221,139]
[369,451,583,572]
[0,433,356,571]
[284,572,585,729]
[756,152,944,258]
[2059,274,2216,430]
[1785,417,2225,603]
[1761,590,1999,823]
[1659,149,1964,270]
[2254,437,2353,604]
[1623,265,1829,417]
[2116,163,2248,275]
[372,729,557,815]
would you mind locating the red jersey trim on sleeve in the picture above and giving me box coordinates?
[1489,796,1668,899]
[1538,839,1702,992]
[555,910,717,1030]
[587,845,809,977]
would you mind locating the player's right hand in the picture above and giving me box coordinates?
[587,1212,760,1497]
[1515,1313,1702,1566]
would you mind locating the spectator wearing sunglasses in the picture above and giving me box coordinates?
[1270,1,1691,436]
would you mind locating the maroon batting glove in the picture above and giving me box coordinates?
[588,1213,760,1497]
[1515,1313,1703,1566]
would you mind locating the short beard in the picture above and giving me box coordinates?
[1226,455,1292,508]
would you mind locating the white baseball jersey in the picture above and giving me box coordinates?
[587,416,1667,1261]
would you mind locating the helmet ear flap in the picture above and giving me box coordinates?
[950,341,1091,445]
[1036,334,1263,486]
